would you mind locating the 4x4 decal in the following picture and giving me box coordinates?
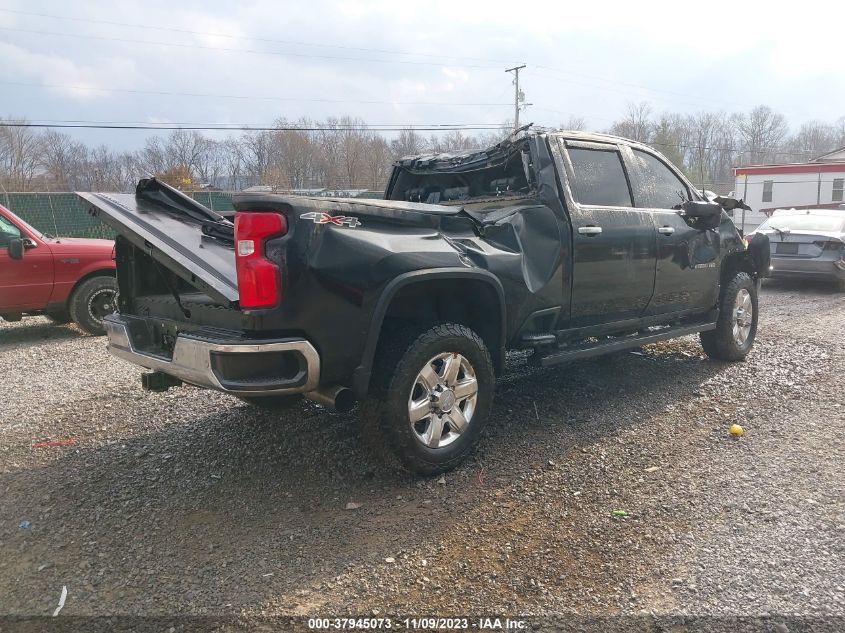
[300,212,361,228]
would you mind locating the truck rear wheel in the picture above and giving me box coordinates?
[360,323,495,475]
[69,275,117,336]
[700,271,758,361]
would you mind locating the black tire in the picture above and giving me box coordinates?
[69,275,118,336]
[700,271,758,361]
[237,394,303,410]
[45,310,72,324]
[360,323,495,476]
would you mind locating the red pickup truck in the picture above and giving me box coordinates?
[0,203,116,335]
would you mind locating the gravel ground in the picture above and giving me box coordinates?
[1,278,843,629]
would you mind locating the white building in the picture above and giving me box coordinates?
[733,147,845,231]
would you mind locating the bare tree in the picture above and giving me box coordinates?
[40,131,87,189]
[609,102,653,143]
[0,119,44,190]
[337,116,370,189]
[560,115,587,131]
[239,131,274,188]
[219,136,247,190]
[364,134,391,190]
[787,121,837,160]
[390,128,428,160]
[732,105,789,165]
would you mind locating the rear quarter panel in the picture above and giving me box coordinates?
[236,192,566,387]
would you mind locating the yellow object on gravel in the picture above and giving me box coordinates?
[730,424,745,438]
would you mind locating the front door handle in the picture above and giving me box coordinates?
[658,226,675,235]
[578,226,602,236]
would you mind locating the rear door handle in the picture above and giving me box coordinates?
[658,226,675,235]
[578,226,602,236]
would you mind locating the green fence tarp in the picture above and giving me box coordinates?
[1,192,236,239]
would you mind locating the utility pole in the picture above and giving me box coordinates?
[505,64,526,130]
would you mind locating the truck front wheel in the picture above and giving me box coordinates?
[700,271,758,361]
[69,275,118,336]
[360,323,495,476]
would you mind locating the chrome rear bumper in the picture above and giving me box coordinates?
[105,316,320,396]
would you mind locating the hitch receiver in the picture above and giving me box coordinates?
[141,371,183,392]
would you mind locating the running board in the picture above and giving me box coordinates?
[532,322,716,368]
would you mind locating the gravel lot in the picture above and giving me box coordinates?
[1,279,843,629]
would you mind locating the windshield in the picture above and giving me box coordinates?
[0,213,22,241]
[0,209,46,239]
[758,214,845,233]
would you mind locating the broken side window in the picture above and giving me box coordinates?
[630,149,690,210]
[567,147,633,208]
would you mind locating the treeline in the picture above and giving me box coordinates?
[0,116,507,193]
[602,103,845,190]
[2,105,845,194]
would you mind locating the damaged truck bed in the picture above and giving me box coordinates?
[79,128,770,474]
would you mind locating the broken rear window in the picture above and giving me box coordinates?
[387,143,531,204]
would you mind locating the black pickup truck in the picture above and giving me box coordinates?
[79,129,770,474]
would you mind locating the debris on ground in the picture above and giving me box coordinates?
[32,439,77,449]
[19,520,30,530]
[612,510,630,518]
[730,424,745,438]
[52,586,67,617]
[345,502,362,510]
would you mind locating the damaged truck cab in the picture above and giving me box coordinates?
[79,129,770,475]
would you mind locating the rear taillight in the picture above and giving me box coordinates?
[234,212,287,309]
[814,240,844,251]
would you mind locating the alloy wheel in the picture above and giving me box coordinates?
[407,352,479,449]
[733,288,753,345]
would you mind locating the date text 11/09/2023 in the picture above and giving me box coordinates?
[307,617,528,629]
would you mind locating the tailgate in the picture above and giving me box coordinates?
[77,179,238,306]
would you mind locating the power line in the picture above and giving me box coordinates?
[0,8,810,117]
[525,71,747,114]
[0,121,508,132]
[0,8,517,66]
[647,140,818,158]
[532,66,751,110]
[1,8,830,126]
[525,71,815,120]
[0,80,511,107]
[0,26,503,69]
[0,120,824,157]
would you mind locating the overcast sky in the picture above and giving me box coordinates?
[2,0,844,150]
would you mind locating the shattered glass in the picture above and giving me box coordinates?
[630,150,689,209]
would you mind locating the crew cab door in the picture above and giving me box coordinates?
[0,210,54,311]
[622,147,719,315]
[553,138,657,327]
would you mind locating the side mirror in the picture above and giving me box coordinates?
[23,237,37,249]
[681,200,722,218]
[8,237,24,260]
